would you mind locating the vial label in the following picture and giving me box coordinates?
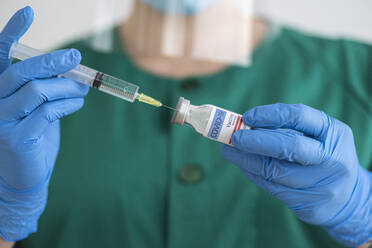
[205,107,250,145]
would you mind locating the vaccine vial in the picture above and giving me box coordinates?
[172,97,250,145]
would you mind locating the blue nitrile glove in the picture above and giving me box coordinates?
[0,7,89,241]
[221,103,372,247]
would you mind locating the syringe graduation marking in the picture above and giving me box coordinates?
[93,72,135,99]
[100,84,135,99]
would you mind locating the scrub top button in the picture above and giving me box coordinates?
[180,79,199,91]
[178,164,203,184]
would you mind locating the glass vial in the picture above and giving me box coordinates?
[172,97,250,145]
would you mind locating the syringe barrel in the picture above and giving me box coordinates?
[8,42,139,102]
[9,42,97,87]
[61,64,98,87]
[9,42,44,60]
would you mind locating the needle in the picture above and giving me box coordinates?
[162,104,176,111]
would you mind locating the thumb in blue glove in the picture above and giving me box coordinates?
[0,7,89,241]
[0,7,33,72]
[221,103,372,247]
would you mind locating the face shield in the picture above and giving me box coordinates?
[123,0,253,66]
[11,0,253,67]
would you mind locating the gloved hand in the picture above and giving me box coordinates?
[0,7,89,241]
[221,103,372,247]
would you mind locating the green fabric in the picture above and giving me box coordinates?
[18,26,372,248]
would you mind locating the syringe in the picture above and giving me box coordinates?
[8,42,163,108]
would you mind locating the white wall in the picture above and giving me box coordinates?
[1,0,372,50]
[0,0,129,49]
[255,0,372,43]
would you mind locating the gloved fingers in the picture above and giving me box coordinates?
[237,166,291,197]
[238,170,319,223]
[231,128,325,165]
[221,144,247,166]
[221,145,334,188]
[0,48,81,98]
[247,174,329,225]
[221,145,298,186]
[0,6,34,74]
[0,78,89,121]
[221,145,329,218]
[271,187,332,225]
[220,146,286,194]
[243,103,329,139]
[17,98,85,141]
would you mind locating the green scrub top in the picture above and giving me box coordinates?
[18,26,372,248]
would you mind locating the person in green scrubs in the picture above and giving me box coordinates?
[0,1,372,248]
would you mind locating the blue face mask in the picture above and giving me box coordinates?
[142,0,222,15]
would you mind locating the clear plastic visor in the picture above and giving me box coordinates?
[122,0,253,66]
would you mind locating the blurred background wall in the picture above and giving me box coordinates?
[1,0,372,50]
